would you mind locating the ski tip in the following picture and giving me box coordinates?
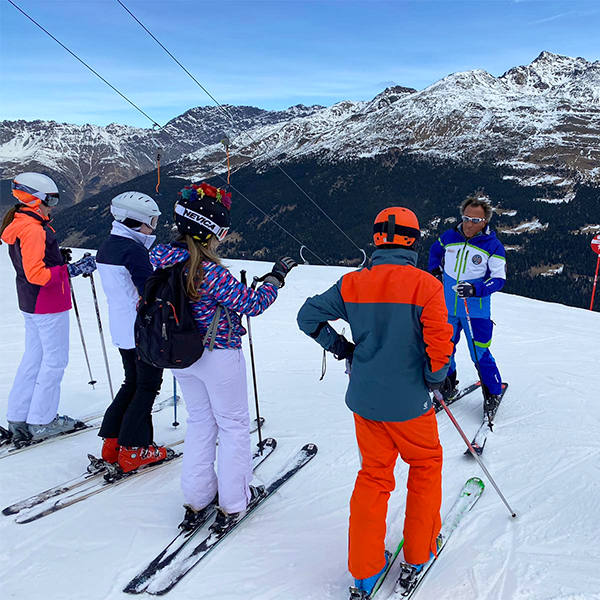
[464,477,485,493]
[259,437,277,450]
[2,507,15,516]
[301,443,318,456]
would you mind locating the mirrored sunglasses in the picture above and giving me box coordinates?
[462,216,486,224]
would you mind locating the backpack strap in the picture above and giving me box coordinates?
[203,305,222,352]
[223,307,233,345]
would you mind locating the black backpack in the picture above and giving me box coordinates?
[135,263,208,369]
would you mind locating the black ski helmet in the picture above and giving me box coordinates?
[174,182,232,244]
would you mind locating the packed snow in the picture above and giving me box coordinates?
[1,248,599,600]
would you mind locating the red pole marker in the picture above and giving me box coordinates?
[590,234,600,311]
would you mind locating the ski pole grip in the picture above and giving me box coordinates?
[240,270,247,286]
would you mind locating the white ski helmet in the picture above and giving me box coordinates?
[110,192,161,230]
[11,172,60,208]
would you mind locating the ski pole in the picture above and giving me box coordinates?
[433,390,517,518]
[240,270,264,454]
[87,268,114,400]
[460,294,494,422]
[172,375,179,427]
[69,277,97,388]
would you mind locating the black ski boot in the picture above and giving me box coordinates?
[484,394,502,422]
[209,485,266,534]
[179,496,218,532]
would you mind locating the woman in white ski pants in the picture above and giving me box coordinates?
[175,348,251,513]
[149,181,297,520]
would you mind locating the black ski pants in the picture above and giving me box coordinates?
[99,349,163,447]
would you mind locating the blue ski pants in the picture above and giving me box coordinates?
[448,316,502,395]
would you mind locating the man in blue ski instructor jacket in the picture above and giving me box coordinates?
[428,195,506,418]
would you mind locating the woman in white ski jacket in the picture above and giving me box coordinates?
[150,182,296,533]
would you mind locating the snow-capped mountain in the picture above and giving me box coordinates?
[0,104,323,204]
[1,52,598,205]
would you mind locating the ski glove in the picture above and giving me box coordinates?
[426,376,453,396]
[60,247,73,264]
[453,281,476,298]
[68,255,97,278]
[331,334,355,362]
[258,256,298,288]
[430,266,444,283]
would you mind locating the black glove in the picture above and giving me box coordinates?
[430,266,443,283]
[427,376,453,395]
[331,335,355,362]
[259,256,298,288]
[60,247,73,264]
[454,281,476,298]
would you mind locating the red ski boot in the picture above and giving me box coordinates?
[101,438,120,463]
[118,444,168,473]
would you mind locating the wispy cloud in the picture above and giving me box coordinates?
[529,9,599,25]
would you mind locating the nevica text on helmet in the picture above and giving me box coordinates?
[175,204,228,239]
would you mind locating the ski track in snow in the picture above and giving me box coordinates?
[1,249,600,600]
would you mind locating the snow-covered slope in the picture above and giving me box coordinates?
[2,52,598,205]
[1,248,599,600]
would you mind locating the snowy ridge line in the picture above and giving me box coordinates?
[2,52,598,204]
[142,443,318,596]
[392,477,485,598]
[123,438,278,595]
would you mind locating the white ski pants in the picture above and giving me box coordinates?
[174,348,253,514]
[7,311,70,425]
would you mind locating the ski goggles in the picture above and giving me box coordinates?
[147,215,159,230]
[12,181,60,207]
[462,215,486,224]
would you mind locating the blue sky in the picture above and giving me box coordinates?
[1,0,599,127]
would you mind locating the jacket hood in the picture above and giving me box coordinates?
[371,247,418,267]
[1,207,48,246]
[111,220,156,250]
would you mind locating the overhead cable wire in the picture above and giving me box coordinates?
[6,0,161,129]
[115,0,234,125]
[116,0,366,263]
[6,0,327,265]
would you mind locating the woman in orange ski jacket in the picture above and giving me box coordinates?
[1,173,95,445]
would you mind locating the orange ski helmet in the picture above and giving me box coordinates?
[373,207,420,248]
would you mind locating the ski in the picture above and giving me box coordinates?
[139,443,318,596]
[464,382,509,457]
[123,438,278,594]
[433,381,481,414]
[3,417,266,517]
[14,445,183,524]
[0,421,92,458]
[393,477,485,598]
[0,393,181,459]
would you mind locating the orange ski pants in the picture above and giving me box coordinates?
[348,409,443,579]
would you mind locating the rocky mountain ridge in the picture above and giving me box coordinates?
[1,51,598,205]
